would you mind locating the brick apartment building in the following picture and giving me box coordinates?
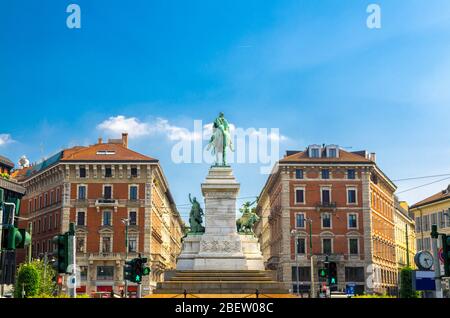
[14,134,184,296]
[255,144,397,295]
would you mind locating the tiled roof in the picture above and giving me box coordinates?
[280,148,373,164]
[0,155,14,168]
[410,185,450,209]
[11,141,157,181]
[61,143,157,162]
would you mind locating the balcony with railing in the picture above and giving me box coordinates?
[315,201,337,212]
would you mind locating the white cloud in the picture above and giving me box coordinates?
[96,115,151,138]
[97,115,290,143]
[97,115,201,141]
[0,134,13,146]
[154,118,201,141]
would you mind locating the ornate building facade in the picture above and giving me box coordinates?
[393,198,415,273]
[255,145,397,295]
[15,134,184,296]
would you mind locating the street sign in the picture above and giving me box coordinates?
[413,271,436,291]
[346,283,355,296]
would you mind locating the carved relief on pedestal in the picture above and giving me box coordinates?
[200,239,240,253]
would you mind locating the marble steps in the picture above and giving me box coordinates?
[154,270,288,294]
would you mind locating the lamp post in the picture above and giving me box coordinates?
[290,229,300,297]
[121,218,129,298]
[307,218,315,298]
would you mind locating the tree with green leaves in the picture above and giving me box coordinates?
[14,259,57,298]
[14,263,40,298]
[400,267,417,298]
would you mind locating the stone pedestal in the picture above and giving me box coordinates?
[176,166,264,271]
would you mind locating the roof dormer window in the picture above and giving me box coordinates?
[326,145,339,158]
[308,145,321,158]
[96,150,116,155]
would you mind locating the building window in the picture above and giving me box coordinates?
[328,148,337,158]
[321,169,330,179]
[321,188,331,204]
[295,213,305,228]
[431,213,437,227]
[417,239,422,251]
[129,186,138,200]
[345,267,365,282]
[131,167,138,177]
[103,186,112,199]
[77,211,86,226]
[415,217,421,233]
[348,214,358,229]
[78,185,86,200]
[79,166,86,178]
[55,213,59,229]
[48,215,52,230]
[37,220,41,234]
[296,238,306,254]
[103,211,112,226]
[101,236,112,253]
[295,169,304,179]
[80,266,88,281]
[347,188,357,204]
[295,188,305,204]
[105,167,112,178]
[56,188,60,202]
[322,238,332,254]
[76,237,85,253]
[292,266,311,282]
[43,217,47,232]
[129,211,137,225]
[129,237,137,253]
[97,266,114,281]
[424,237,431,251]
[50,191,54,205]
[44,193,48,207]
[348,169,356,179]
[322,213,331,228]
[310,147,320,158]
[349,238,359,255]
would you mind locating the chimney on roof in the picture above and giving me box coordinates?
[122,133,128,148]
[369,152,376,162]
[98,137,103,144]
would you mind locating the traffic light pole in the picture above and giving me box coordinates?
[28,222,32,263]
[308,219,315,299]
[431,225,443,298]
[68,223,76,298]
[137,283,142,298]
[123,218,129,298]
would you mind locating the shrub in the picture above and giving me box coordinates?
[14,263,40,298]
[13,259,57,298]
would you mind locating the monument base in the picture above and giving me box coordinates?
[158,165,290,295]
[176,234,264,270]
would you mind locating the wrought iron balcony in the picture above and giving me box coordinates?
[315,201,337,212]
[95,198,117,206]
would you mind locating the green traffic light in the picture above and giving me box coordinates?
[331,277,336,284]
[143,267,151,276]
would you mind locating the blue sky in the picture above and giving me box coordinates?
[1,1,450,220]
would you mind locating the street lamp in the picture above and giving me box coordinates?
[290,229,300,297]
[121,218,129,298]
[305,218,315,299]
